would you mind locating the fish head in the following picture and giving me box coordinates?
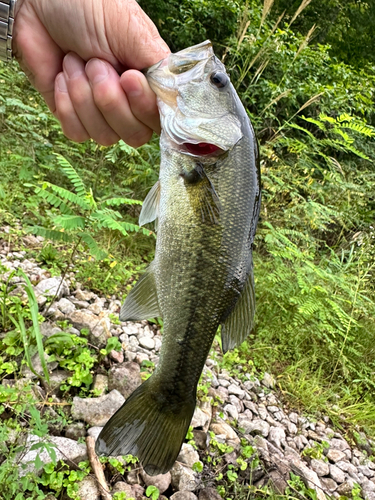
[146,40,243,158]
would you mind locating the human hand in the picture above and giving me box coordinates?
[12,0,170,146]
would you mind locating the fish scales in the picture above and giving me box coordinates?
[96,40,261,475]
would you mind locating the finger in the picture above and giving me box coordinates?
[120,70,161,135]
[54,73,90,143]
[63,52,120,146]
[106,0,170,69]
[85,59,154,148]
[13,4,64,112]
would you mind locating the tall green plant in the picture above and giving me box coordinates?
[30,154,151,261]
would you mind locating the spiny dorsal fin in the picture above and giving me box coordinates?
[120,263,161,321]
[139,181,161,227]
[221,262,256,353]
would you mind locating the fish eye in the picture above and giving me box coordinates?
[210,72,229,89]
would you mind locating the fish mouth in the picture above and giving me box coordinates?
[182,142,224,157]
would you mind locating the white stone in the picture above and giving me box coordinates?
[19,435,87,476]
[138,336,155,350]
[177,443,200,468]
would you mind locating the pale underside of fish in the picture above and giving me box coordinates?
[96,40,261,475]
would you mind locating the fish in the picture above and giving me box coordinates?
[96,40,261,475]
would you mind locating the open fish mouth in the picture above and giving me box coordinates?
[183,142,224,156]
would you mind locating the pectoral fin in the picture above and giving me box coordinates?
[221,265,256,353]
[139,181,161,227]
[182,163,221,224]
[120,263,161,321]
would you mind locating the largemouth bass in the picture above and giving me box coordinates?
[96,40,261,475]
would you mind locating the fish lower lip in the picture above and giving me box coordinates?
[184,143,223,156]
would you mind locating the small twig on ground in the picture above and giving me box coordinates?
[86,436,112,500]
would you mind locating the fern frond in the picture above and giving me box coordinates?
[102,197,143,207]
[29,226,75,243]
[90,212,129,236]
[35,187,73,215]
[53,215,86,231]
[78,232,107,260]
[53,154,86,197]
[47,184,91,210]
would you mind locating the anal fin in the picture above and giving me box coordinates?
[221,262,256,353]
[120,263,161,321]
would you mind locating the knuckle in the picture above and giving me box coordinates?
[94,86,118,114]
[126,128,153,148]
[96,129,119,147]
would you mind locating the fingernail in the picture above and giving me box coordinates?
[56,73,68,92]
[85,59,109,84]
[64,53,83,79]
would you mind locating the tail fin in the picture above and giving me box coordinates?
[95,377,196,475]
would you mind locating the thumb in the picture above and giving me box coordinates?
[104,0,170,69]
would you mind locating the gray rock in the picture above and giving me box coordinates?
[244,419,270,438]
[329,464,346,484]
[178,443,200,468]
[363,492,375,500]
[171,462,198,491]
[19,434,87,476]
[289,412,299,424]
[170,493,198,500]
[358,466,375,478]
[65,422,86,441]
[285,421,298,436]
[209,421,240,449]
[198,487,222,500]
[268,426,286,449]
[76,476,100,500]
[335,460,358,475]
[109,349,125,363]
[362,479,375,493]
[320,477,338,492]
[75,289,96,301]
[45,369,70,394]
[141,470,171,494]
[87,301,103,315]
[288,456,327,500]
[34,277,69,306]
[21,352,58,379]
[139,336,155,350]
[267,469,288,494]
[244,401,258,415]
[262,372,275,388]
[224,404,238,421]
[326,449,347,463]
[191,406,211,432]
[71,389,125,426]
[87,427,103,441]
[112,482,133,497]
[68,310,110,347]
[310,458,330,477]
[257,405,268,420]
[329,438,350,452]
[218,378,230,388]
[55,297,76,315]
[108,362,142,399]
[92,374,108,395]
[227,384,245,399]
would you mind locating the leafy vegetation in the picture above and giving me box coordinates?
[1,0,375,498]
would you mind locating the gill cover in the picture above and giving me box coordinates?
[146,40,242,152]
